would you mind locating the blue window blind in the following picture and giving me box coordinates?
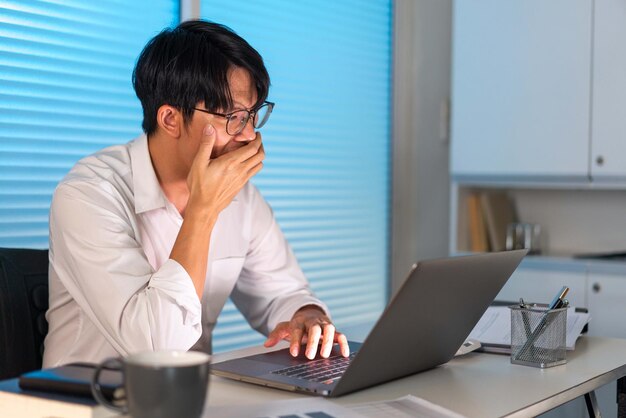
[0,1,178,248]
[202,1,393,352]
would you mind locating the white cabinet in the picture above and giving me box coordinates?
[452,0,626,182]
[587,270,626,339]
[591,0,626,180]
[451,0,592,180]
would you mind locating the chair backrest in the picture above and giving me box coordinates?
[0,248,49,380]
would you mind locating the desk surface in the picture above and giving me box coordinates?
[207,336,626,418]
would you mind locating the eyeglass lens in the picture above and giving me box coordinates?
[227,103,273,135]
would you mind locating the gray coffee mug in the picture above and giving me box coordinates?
[91,350,211,418]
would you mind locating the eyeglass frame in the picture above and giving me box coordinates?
[193,101,275,136]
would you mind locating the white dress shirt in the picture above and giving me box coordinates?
[43,134,326,367]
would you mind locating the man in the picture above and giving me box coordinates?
[43,20,349,367]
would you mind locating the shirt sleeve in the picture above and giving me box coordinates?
[49,182,202,356]
[229,185,328,336]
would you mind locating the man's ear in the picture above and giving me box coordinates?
[156,105,183,138]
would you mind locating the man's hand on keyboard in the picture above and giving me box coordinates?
[264,305,350,360]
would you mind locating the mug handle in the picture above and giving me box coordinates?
[90,357,127,414]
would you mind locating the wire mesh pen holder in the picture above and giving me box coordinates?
[509,305,567,368]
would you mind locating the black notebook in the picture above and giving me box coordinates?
[18,363,123,400]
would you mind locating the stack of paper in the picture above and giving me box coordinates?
[468,306,591,351]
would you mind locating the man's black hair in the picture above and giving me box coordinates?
[133,19,270,136]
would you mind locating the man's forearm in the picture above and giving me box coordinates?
[170,206,217,299]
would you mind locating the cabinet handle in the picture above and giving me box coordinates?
[592,282,601,293]
[596,155,604,166]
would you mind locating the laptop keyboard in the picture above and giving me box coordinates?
[270,352,357,383]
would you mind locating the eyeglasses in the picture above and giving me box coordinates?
[193,101,275,136]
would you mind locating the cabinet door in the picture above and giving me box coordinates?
[587,272,626,338]
[591,0,626,180]
[495,265,587,307]
[587,271,626,418]
[451,0,592,180]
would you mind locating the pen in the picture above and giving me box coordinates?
[519,298,532,338]
[547,286,569,310]
[513,286,570,362]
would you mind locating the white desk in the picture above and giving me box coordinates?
[207,336,626,417]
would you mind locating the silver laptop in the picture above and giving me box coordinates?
[211,250,527,397]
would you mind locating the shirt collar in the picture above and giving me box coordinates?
[129,134,168,214]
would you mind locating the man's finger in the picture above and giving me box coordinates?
[336,332,350,357]
[243,145,265,177]
[194,124,216,165]
[263,325,289,347]
[289,327,304,357]
[320,324,336,358]
[246,160,264,180]
[242,133,264,164]
[227,133,262,162]
[243,142,265,168]
[305,325,322,360]
[264,323,289,347]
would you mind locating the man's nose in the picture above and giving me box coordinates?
[236,116,256,141]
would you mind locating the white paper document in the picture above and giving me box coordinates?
[468,306,591,350]
[204,397,363,418]
[349,395,467,418]
[204,395,466,418]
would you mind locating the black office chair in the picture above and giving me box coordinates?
[0,248,49,380]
